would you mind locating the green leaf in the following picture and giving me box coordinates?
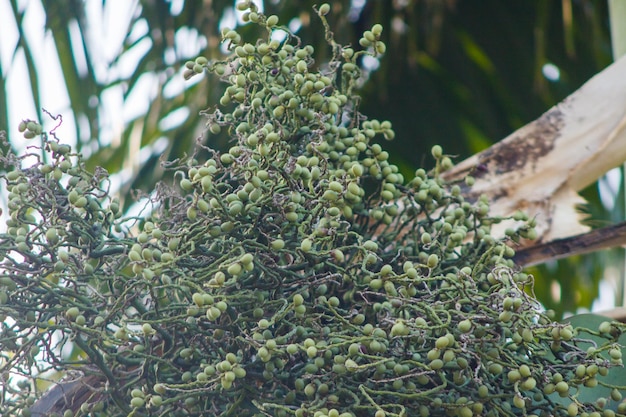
[559,314,626,409]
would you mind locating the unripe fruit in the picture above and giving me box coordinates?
[306,346,318,358]
[142,323,154,335]
[266,15,279,27]
[390,321,409,336]
[227,263,242,276]
[609,348,622,360]
[458,319,472,333]
[74,196,88,208]
[519,364,531,378]
[513,395,525,409]
[345,359,358,371]
[567,403,578,417]
[458,406,473,417]
[129,250,142,262]
[131,389,144,398]
[154,383,167,395]
[598,322,613,335]
[427,254,439,268]
[65,307,80,320]
[559,327,574,340]
[611,388,622,402]
[488,363,503,375]
[130,397,145,408]
[271,239,285,250]
[150,395,163,407]
[435,336,449,349]
[521,377,536,391]
[300,238,313,252]
[507,370,521,383]
[555,381,569,395]
[207,307,221,320]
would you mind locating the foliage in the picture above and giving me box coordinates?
[1,1,618,318]
[1,4,625,417]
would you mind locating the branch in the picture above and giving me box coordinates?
[513,221,626,267]
[443,55,626,245]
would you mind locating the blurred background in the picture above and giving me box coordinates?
[0,0,623,319]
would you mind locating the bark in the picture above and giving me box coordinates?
[443,54,626,245]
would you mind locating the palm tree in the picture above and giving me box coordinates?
[3,2,626,415]
[0,0,618,316]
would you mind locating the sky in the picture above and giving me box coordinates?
[0,0,205,153]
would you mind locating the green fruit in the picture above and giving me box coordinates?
[266,15,279,27]
[74,196,88,208]
[519,364,531,378]
[227,263,242,276]
[318,3,330,15]
[429,359,444,370]
[457,319,472,333]
[150,395,163,407]
[345,359,358,371]
[488,363,503,375]
[567,403,578,417]
[300,238,313,252]
[609,348,622,360]
[293,294,304,306]
[271,239,285,250]
[521,377,536,391]
[555,381,569,395]
[369,279,383,290]
[142,323,154,335]
[435,336,449,349]
[304,383,316,397]
[598,321,612,333]
[234,367,246,378]
[130,397,145,408]
[207,307,221,320]
[128,250,142,262]
[153,383,167,395]
[65,307,80,320]
[390,321,409,336]
[458,406,473,417]
[611,388,622,402]
[306,346,318,358]
[559,327,574,340]
[507,370,521,383]
[513,395,525,409]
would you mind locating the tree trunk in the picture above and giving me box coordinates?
[443,55,626,246]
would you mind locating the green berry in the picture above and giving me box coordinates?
[457,319,472,333]
[266,15,279,27]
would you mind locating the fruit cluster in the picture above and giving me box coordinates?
[0,3,624,417]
